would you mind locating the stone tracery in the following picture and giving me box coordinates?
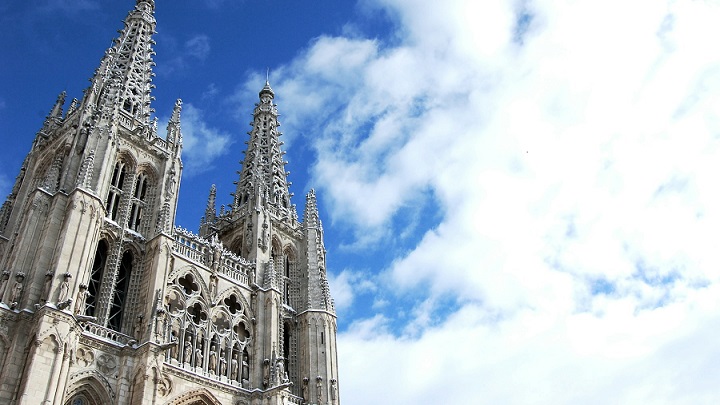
[164,273,252,383]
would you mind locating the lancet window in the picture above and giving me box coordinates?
[85,240,136,333]
[128,172,149,232]
[85,240,108,317]
[108,250,133,331]
[105,162,126,221]
[163,275,252,385]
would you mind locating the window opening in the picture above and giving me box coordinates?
[108,251,132,331]
[128,173,148,231]
[106,162,126,221]
[86,240,108,317]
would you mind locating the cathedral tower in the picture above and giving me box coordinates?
[0,1,340,404]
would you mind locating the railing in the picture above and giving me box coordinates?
[172,227,254,286]
[80,321,135,346]
[219,254,250,285]
[173,230,211,267]
[117,112,135,131]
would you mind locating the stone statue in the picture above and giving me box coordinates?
[40,271,54,304]
[231,353,239,381]
[170,330,178,360]
[154,308,166,342]
[195,346,203,368]
[263,358,270,388]
[183,335,192,364]
[134,315,145,339]
[208,345,217,374]
[302,378,309,402]
[10,273,25,309]
[276,359,286,384]
[74,284,88,315]
[209,275,217,303]
[316,378,323,403]
[58,273,72,303]
[219,349,227,376]
[242,352,250,381]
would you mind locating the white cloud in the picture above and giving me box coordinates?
[254,0,720,403]
[158,35,211,76]
[328,269,377,313]
[176,103,232,175]
[185,35,211,61]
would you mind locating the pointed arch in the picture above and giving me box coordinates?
[128,163,157,233]
[215,287,253,318]
[64,372,114,405]
[271,236,282,264]
[166,388,223,405]
[168,265,211,300]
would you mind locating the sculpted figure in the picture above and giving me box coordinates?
[195,346,203,368]
[41,271,53,304]
[231,353,239,380]
[209,275,217,303]
[10,273,25,309]
[74,284,88,315]
[316,378,323,403]
[263,358,270,388]
[242,352,250,380]
[302,378,309,401]
[208,345,217,374]
[219,349,227,376]
[58,273,72,303]
[275,359,284,384]
[183,335,192,364]
[170,330,178,360]
[331,379,338,401]
[154,308,166,341]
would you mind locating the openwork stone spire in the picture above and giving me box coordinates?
[233,82,294,216]
[85,0,157,123]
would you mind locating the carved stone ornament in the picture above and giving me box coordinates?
[76,347,94,367]
[97,353,117,375]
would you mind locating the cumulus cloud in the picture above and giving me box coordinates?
[184,35,211,61]
[175,103,232,175]
[253,0,720,403]
[328,269,378,314]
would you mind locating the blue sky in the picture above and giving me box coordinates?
[4,0,720,404]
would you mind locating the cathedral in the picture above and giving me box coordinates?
[0,1,340,404]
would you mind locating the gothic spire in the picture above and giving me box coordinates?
[48,91,66,121]
[233,82,294,216]
[166,99,183,155]
[303,189,320,229]
[37,91,65,130]
[84,0,157,123]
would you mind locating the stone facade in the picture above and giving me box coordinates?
[0,1,340,404]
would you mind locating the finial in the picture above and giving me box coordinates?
[266,67,270,85]
[171,99,182,123]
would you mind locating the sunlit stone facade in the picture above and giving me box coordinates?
[0,1,340,404]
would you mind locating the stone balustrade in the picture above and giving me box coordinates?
[172,227,254,286]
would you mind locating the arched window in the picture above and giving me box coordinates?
[128,173,149,232]
[108,251,132,332]
[105,162,126,221]
[70,395,90,405]
[86,240,108,317]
